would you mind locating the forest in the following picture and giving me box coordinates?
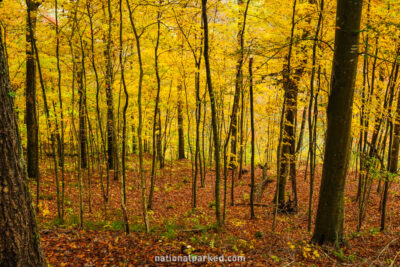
[0,0,400,265]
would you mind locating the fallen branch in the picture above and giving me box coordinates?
[369,238,398,267]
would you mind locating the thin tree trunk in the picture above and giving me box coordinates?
[177,84,185,159]
[105,0,116,172]
[249,57,255,219]
[127,0,150,233]
[202,0,222,226]
[149,4,162,210]
[119,0,129,234]
[307,0,323,232]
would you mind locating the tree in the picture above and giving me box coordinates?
[0,26,46,267]
[77,36,88,169]
[119,0,130,234]
[202,0,221,226]
[25,0,40,179]
[148,0,162,210]
[126,0,150,233]
[177,84,185,159]
[249,57,255,219]
[312,0,364,245]
[105,0,117,171]
[381,60,400,231]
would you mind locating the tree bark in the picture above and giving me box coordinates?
[312,0,363,245]
[0,26,46,267]
[25,0,40,179]
[276,0,298,211]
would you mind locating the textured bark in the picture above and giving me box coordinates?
[0,26,46,267]
[25,0,40,179]
[276,0,298,211]
[277,72,298,209]
[312,0,363,245]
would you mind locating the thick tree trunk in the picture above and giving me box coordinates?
[312,0,363,245]
[276,0,298,211]
[25,0,40,179]
[0,26,46,267]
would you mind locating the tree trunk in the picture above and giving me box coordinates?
[381,63,400,231]
[202,0,222,226]
[25,0,40,179]
[276,0,298,212]
[312,0,363,245]
[177,84,185,159]
[149,6,162,210]
[77,45,87,169]
[119,0,130,234]
[0,26,46,267]
[249,57,255,219]
[105,0,116,170]
[127,0,150,233]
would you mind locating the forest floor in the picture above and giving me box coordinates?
[32,155,400,266]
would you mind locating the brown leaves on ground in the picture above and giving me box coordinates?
[34,155,400,266]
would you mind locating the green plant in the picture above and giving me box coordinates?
[255,231,264,238]
[166,204,175,210]
[226,235,239,245]
[131,223,146,233]
[84,220,107,231]
[68,214,80,227]
[209,200,216,209]
[161,221,179,240]
[39,194,54,200]
[110,221,125,231]
[48,217,66,228]
[270,255,280,263]
[333,249,357,263]
[369,227,380,236]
